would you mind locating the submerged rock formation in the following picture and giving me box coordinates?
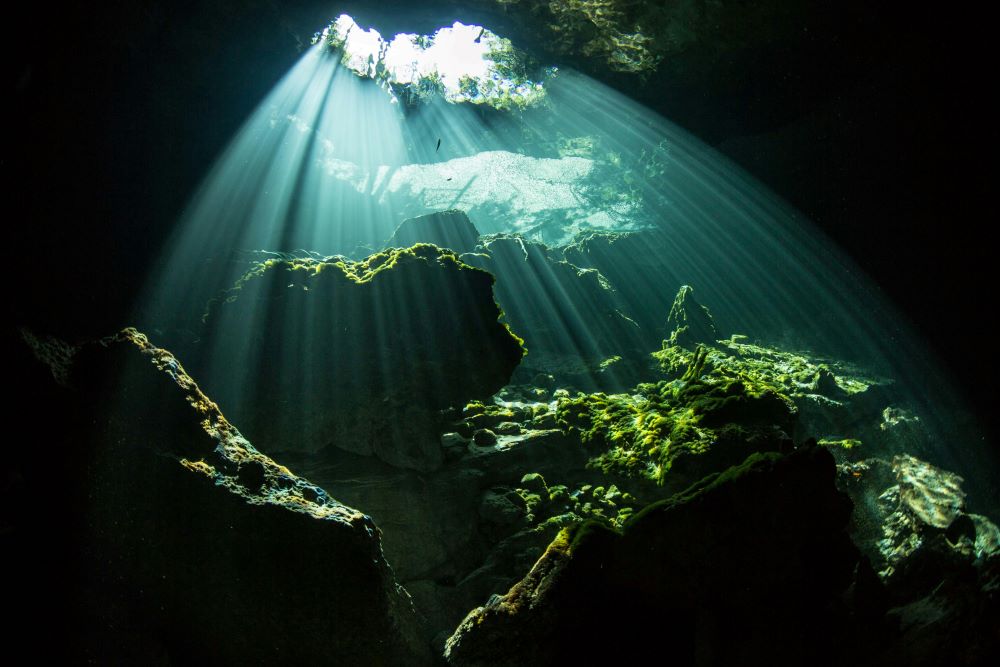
[665,284,718,347]
[369,213,655,390]
[837,455,1000,665]
[444,445,862,666]
[16,328,428,664]
[652,285,895,450]
[14,281,998,664]
[562,229,682,345]
[840,455,1000,594]
[464,234,648,388]
[201,244,525,471]
[556,376,795,488]
[385,210,481,255]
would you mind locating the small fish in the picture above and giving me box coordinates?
[446,177,453,181]
[474,27,485,43]
[436,138,441,152]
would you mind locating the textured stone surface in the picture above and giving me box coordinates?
[386,210,481,255]
[562,229,682,344]
[839,454,1000,597]
[464,234,647,389]
[200,244,524,471]
[665,284,718,348]
[16,328,428,664]
[445,445,860,666]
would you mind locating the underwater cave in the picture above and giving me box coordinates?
[6,1,999,664]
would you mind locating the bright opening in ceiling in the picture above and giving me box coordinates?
[314,14,552,110]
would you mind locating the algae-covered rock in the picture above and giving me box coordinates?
[201,244,524,471]
[654,309,888,449]
[556,376,795,488]
[474,428,498,446]
[17,328,428,664]
[281,397,594,647]
[444,445,860,666]
[385,210,481,255]
[666,284,718,348]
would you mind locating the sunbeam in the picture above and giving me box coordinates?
[132,13,996,499]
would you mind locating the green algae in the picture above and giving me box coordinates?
[203,244,527,352]
[102,328,363,523]
[514,472,635,531]
[654,335,874,399]
[554,373,794,484]
[623,449,787,528]
[217,244,482,298]
[598,355,622,370]
[817,437,862,450]
[198,243,526,469]
[545,285,832,486]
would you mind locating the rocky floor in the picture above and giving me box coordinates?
[13,226,999,663]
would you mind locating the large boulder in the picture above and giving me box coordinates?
[13,328,429,664]
[200,244,525,471]
[839,455,1000,597]
[386,210,481,255]
[444,445,861,666]
[380,223,651,389]
[837,455,1000,665]
[281,400,593,651]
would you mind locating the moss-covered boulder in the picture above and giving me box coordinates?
[201,244,525,471]
[444,445,861,666]
[555,376,795,489]
[15,328,428,664]
[645,284,899,457]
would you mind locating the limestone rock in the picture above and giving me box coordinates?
[464,234,646,389]
[441,432,468,448]
[474,428,498,445]
[445,445,859,666]
[666,284,719,348]
[17,328,428,664]
[385,210,481,255]
[493,421,522,435]
[837,456,1000,662]
[562,229,681,344]
[839,454,1000,601]
[200,244,525,471]
[479,489,525,526]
